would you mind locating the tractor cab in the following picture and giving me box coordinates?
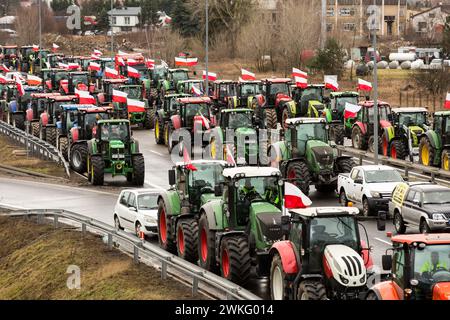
[59,105,111,138]
[150,65,168,87]
[98,79,129,104]
[45,95,79,125]
[19,46,35,73]
[432,112,450,149]
[419,111,450,169]
[211,80,237,108]
[284,118,329,158]
[260,78,292,107]
[45,69,69,92]
[174,97,213,131]
[219,108,254,130]
[234,80,261,108]
[61,72,93,94]
[358,100,392,125]
[292,84,328,116]
[27,93,61,127]
[1,45,19,68]
[177,80,205,96]
[328,92,360,122]
[160,68,190,95]
[370,234,450,300]
[119,84,144,100]
[46,53,65,69]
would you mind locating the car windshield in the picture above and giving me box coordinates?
[172,71,189,82]
[138,194,158,210]
[399,112,427,127]
[296,123,327,142]
[423,190,450,204]
[188,163,224,190]
[122,87,141,99]
[414,245,450,285]
[364,169,403,183]
[368,105,391,122]
[227,112,253,129]
[100,122,129,141]
[270,83,290,96]
[240,83,260,96]
[335,96,359,113]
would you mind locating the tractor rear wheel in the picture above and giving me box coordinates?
[176,218,199,263]
[220,236,251,285]
[31,122,40,137]
[297,280,327,300]
[70,143,88,173]
[286,161,311,196]
[368,136,382,154]
[90,155,104,186]
[270,254,290,300]
[351,126,367,150]
[331,125,345,145]
[12,113,25,131]
[265,108,278,130]
[441,149,450,171]
[419,137,435,167]
[154,116,165,145]
[45,127,57,146]
[131,154,145,186]
[198,214,218,273]
[59,136,69,161]
[144,108,155,130]
[157,200,176,253]
[390,140,408,160]
[281,107,290,129]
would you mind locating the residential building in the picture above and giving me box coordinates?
[107,7,141,33]
[410,4,450,34]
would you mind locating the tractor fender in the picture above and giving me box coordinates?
[26,108,33,122]
[269,241,299,275]
[423,130,441,150]
[380,120,392,129]
[354,121,367,135]
[132,140,140,154]
[367,281,400,300]
[200,200,227,230]
[171,114,182,130]
[157,190,181,217]
[275,94,291,108]
[40,112,49,126]
[283,100,296,117]
[87,140,99,155]
[70,127,79,142]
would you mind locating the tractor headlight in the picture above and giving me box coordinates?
[433,213,446,221]
[371,191,382,198]
[339,274,349,284]
[112,153,125,159]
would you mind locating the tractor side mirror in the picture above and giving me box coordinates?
[281,215,291,236]
[168,169,176,186]
[377,211,387,231]
[382,254,392,271]
[214,184,223,197]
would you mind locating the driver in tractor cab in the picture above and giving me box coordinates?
[264,186,280,206]
[240,178,259,202]
[421,252,448,276]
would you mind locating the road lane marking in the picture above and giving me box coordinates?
[149,150,164,157]
[144,180,165,190]
[374,237,391,246]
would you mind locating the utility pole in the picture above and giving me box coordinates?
[111,0,114,60]
[38,0,42,70]
[372,0,379,164]
[205,0,209,96]
[321,0,326,49]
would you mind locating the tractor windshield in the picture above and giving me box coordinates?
[228,112,253,129]
[172,71,189,82]
[122,87,142,99]
[188,163,224,191]
[237,176,281,205]
[368,105,391,123]
[364,169,403,183]
[184,103,210,127]
[4,48,17,55]
[138,194,158,210]
[270,83,290,96]
[414,245,450,291]
[100,122,129,141]
[296,123,327,142]
[72,74,89,86]
[240,83,260,97]
[399,112,427,127]
[302,88,323,102]
[85,113,109,128]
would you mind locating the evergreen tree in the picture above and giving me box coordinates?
[171,0,199,37]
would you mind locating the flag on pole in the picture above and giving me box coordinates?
[15,76,24,97]
[27,74,42,86]
[191,85,203,96]
[88,61,101,71]
[127,98,146,112]
[445,93,450,109]
[127,66,140,78]
[358,78,372,92]
[68,63,80,70]
[112,89,128,103]
[127,58,138,66]
[202,71,217,81]
[284,182,312,209]
[225,144,236,166]
[175,57,198,67]
[75,88,96,104]
[145,59,155,69]
[292,68,308,79]
[117,56,126,67]
[93,49,102,56]
[90,54,100,60]
[241,69,256,81]
[32,44,39,52]
[199,113,210,129]
[295,76,308,89]
[324,76,339,91]
[344,102,362,119]
[105,67,119,78]
[52,43,59,52]
[0,64,10,72]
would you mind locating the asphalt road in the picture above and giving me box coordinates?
[0,130,399,298]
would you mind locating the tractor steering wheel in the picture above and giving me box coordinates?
[431,269,450,282]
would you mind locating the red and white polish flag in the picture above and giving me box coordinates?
[32,44,39,52]
[93,49,102,56]
[127,66,140,78]
[284,182,312,209]
[175,57,198,67]
[325,76,339,91]
[445,93,450,109]
[52,43,59,52]
[202,71,217,81]
[68,63,80,70]
[58,62,69,69]
[191,85,203,96]
[112,89,128,103]
[15,76,25,97]
[127,98,146,112]
[295,76,308,89]
[146,59,155,69]
[75,88,96,104]
[225,144,236,166]
[241,69,256,81]
[0,75,8,83]
[117,57,126,67]
[105,67,119,78]
[89,62,101,71]
[90,54,100,60]
[27,74,42,86]
[127,58,138,66]
[344,102,362,119]
[181,142,197,171]
[292,68,308,79]
[358,78,372,91]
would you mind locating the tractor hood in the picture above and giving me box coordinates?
[432,282,450,300]
[109,140,125,149]
[307,140,335,168]
[251,202,282,242]
[200,193,217,205]
[235,127,257,141]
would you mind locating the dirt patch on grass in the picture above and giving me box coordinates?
[0,216,205,300]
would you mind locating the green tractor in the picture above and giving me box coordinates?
[419,111,450,170]
[158,68,190,99]
[197,166,284,284]
[19,46,36,74]
[384,107,429,160]
[291,84,329,118]
[208,108,266,166]
[112,84,154,129]
[270,118,355,195]
[325,91,360,145]
[154,93,191,145]
[157,160,227,262]
[86,119,145,186]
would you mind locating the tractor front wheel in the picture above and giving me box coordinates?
[220,236,251,285]
[131,154,145,186]
[157,200,176,253]
[297,280,327,300]
[336,158,356,174]
[286,161,311,196]
[281,107,290,130]
[198,214,218,273]
[381,133,390,156]
[155,116,165,145]
[419,137,435,167]
[265,109,278,130]
[441,149,450,171]
[331,125,345,145]
[270,254,290,300]
[176,218,199,263]
[90,155,104,186]
[390,140,408,160]
[31,122,40,137]
[59,136,69,161]
[70,143,88,173]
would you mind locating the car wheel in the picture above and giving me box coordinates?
[114,215,124,231]
[339,189,348,206]
[420,219,431,234]
[362,198,371,217]
[394,212,406,234]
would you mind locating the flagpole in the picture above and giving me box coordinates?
[110,0,114,60]
[205,0,209,96]
[38,0,42,70]
[372,0,379,164]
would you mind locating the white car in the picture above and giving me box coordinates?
[113,189,159,237]
[84,31,95,36]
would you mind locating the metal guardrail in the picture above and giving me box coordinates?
[337,145,450,183]
[1,209,261,301]
[0,120,70,178]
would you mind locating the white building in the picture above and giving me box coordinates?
[107,7,141,33]
[410,4,450,33]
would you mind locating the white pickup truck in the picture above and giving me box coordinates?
[337,165,404,216]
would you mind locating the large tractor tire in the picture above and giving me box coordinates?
[336,158,356,173]
[131,154,145,186]
[176,218,199,263]
[12,113,25,131]
[367,136,383,154]
[390,140,408,160]
[331,125,345,145]
[59,136,69,161]
[270,254,290,300]
[70,143,88,173]
[265,108,278,130]
[281,107,290,130]
[419,137,435,167]
[164,123,170,147]
[297,281,327,300]
[441,149,450,171]
[90,155,105,186]
[167,124,178,154]
[351,126,367,150]
[45,127,57,146]
[286,161,311,196]
[154,116,165,145]
[31,122,40,137]
[144,108,155,130]
[198,214,218,273]
[157,200,176,253]
[220,236,251,285]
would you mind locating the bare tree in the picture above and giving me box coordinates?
[14,4,55,45]
[156,29,186,67]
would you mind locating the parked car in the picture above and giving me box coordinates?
[390,182,450,234]
[84,30,95,36]
[429,59,443,69]
[338,165,404,216]
[113,189,159,237]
